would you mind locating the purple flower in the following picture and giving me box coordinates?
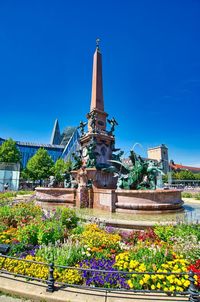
[18,245,39,258]
[105,226,115,234]
[79,258,128,289]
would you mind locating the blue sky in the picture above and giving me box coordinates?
[0,0,200,166]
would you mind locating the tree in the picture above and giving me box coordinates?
[0,138,21,163]
[26,148,54,182]
[195,173,200,180]
[53,158,68,182]
[174,170,196,180]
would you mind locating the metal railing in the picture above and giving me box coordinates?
[0,254,199,301]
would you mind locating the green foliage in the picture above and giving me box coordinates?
[37,220,64,245]
[162,174,168,183]
[154,225,175,242]
[0,202,42,229]
[0,191,17,199]
[173,170,196,180]
[136,246,172,270]
[0,190,34,199]
[154,223,200,242]
[53,158,71,182]
[0,138,21,163]
[195,173,200,180]
[26,148,54,181]
[8,242,28,256]
[17,190,34,195]
[20,167,30,180]
[181,192,200,200]
[0,191,34,206]
[65,160,72,171]
[195,193,200,200]
[57,207,79,229]
[17,223,39,245]
[16,219,65,246]
[181,192,193,198]
[71,224,85,235]
[36,239,84,266]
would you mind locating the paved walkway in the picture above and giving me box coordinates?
[0,295,32,302]
[0,275,189,302]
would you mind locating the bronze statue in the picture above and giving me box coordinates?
[146,160,164,190]
[89,112,97,133]
[71,152,82,170]
[78,121,87,136]
[108,149,164,190]
[112,150,124,162]
[107,117,118,134]
[85,141,99,168]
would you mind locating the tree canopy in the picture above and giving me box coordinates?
[26,148,54,181]
[53,158,72,182]
[173,170,197,180]
[0,138,21,163]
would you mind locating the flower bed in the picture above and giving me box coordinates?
[0,201,200,293]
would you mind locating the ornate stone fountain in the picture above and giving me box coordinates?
[36,41,183,214]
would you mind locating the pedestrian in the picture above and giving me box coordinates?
[4,182,9,191]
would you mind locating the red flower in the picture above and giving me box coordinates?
[188,259,200,288]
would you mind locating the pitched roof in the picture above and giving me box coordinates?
[170,163,200,172]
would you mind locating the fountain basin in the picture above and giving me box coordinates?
[35,187,183,214]
[35,187,76,208]
[115,189,183,213]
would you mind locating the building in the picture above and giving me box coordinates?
[169,161,200,174]
[147,144,169,174]
[0,120,80,168]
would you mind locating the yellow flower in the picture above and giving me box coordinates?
[184,280,190,288]
[127,279,133,289]
[156,282,161,289]
[139,280,144,286]
[169,285,175,291]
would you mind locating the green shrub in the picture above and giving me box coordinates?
[36,239,84,266]
[56,207,79,229]
[154,225,175,242]
[17,190,34,195]
[71,224,85,235]
[154,223,200,242]
[17,223,39,245]
[181,192,193,198]
[195,193,200,200]
[37,221,64,245]
[0,202,42,229]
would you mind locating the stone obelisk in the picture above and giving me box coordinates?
[80,40,115,169]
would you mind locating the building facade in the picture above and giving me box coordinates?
[0,121,80,168]
[147,144,169,174]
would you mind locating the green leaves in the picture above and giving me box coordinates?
[173,170,198,180]
[0,138,21,163]
[26,148,54,181]
[53,158,72,182]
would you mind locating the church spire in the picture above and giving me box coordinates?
[90,39,104,112]
[50,119,61,145]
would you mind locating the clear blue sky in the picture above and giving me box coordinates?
[0,0,200,166]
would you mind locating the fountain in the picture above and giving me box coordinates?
[36,40,183,215]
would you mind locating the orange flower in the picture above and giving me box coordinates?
[110,249,116,254]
